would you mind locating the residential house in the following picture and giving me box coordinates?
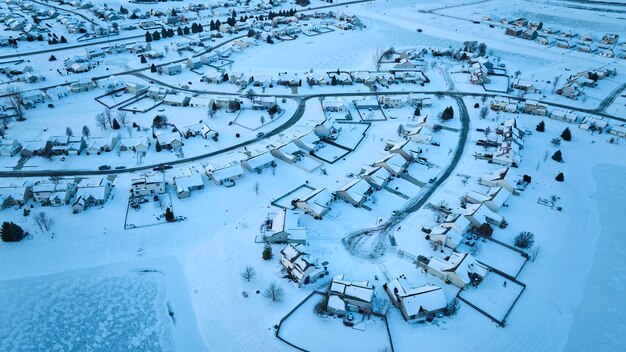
[465,203,504,228]
[166,64,182,75]
[359,166,392,190]
[373,153,409,177]
[241,152,276,173]
[32,179,77,206]
[261,208,307,244]
[479,167,517,193]
[334,178,373,207]
[163,94,191,106]
[384,280,446,322]
[609,125,626,138]
[0,139,22,157]
[205,164,245,186]
[327,274,375,316]
[522,100,548,116]
[0,180,32,209]
[173,170,205,199]
[130,174,165,197]
[280,243,326,285]
[465,186,511,212]
[294,188,334,219]
[71,178,111,212]
[181,123,212,139]
[427,252,489,288]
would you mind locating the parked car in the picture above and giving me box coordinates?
[98,165,111,170]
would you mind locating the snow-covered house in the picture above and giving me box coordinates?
[293,132,321,152]
[163,94,191,107]
[389,139,419,162]
[0,139,22,157]
[327,274,375,316]
[479,167,517,193]
[166,64,182,75]
[427,252,489,288]
[280,243,325,286]
[119,137,150,153]
[205,164,245,186]
[181,123,212,139]
[609,125,626,139]
[334,178,373,207]
[465,203,504,228]
[550,109,578,124]
[322,98,347,112]
[130,174,165,197]
[69,78,96,92]
[359,165,393,190]
[241,152,276,173]
[0,180,32,209]
[32,179,77,206]
[294,188,334,219]
[373,153,409,177]
[71,178,111,212]
[270,142,305,164]
[155,130,184,149]
[188,97,214,109]
[173,170,205,199]
[430,213,471,249]
[465,186,511,212]
[261,208,307,244]
[384,280,446,322]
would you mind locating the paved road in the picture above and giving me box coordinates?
[596,82,626,112]
[0,97,305,177]
[342,95,470,259]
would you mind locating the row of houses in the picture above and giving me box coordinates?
[0,177,111,212]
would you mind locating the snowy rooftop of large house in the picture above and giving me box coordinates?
[243,152,275,169]
[329,274,374,303]
[388,279,446,315]
[210,164,244,182]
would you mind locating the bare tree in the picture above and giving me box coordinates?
[103,108,113,127]
[531,246,541,262]
[5,86,26,121]
[254,181,259,195]
[483,126,491,137]
[445,298,461,316]
[34,212,54,232]
[241,266,256,282]
[117,110,129,127]
[95,112,107,129]
[263,282,285,302]
[479,106,489,119]
[433,200,449,223]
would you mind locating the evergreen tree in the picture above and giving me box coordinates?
[441,106,454,121]
[561,127,571,141]
[262,243,273,260]
[177,27,183,35]
[414,107,420,116]
[140,55,147,64]
[551,150,563,162]
[209,20,215,31]
[156,142,162,152]
[167,29,174,37]
[145,31,152,42]
[151,63,157,73]
[536,121,545,132]
[197,23,203,32]
[266,35,273,44]
[183,26,190,35]
[247,29,255,37]
[555,172,564,182]
[60,36,67,43]
[165,207,175,222]
[152,31,160,40]
[112,118,121,130]
[161,28,167,38]
[1,221,25,242]
[49,54,57,61]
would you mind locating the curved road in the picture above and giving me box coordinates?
[343,95,470,259]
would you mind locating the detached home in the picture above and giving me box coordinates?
[280,243,326,286]
[385,280,446,322]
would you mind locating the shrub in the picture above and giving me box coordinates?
[551,150,563,162]
[262,243,273,260]
[561,127,571,141]
[555,172,564,182]
[536,121,545,132]
[514,231,535,249]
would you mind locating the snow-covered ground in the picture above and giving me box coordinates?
[1,0,626,351]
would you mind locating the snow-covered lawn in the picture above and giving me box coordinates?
[459,272,525,323]
[278,293,392,352]
[457,239,528,278]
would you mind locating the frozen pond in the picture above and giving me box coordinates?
[0,259,205,352]
[565,163,626,350]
